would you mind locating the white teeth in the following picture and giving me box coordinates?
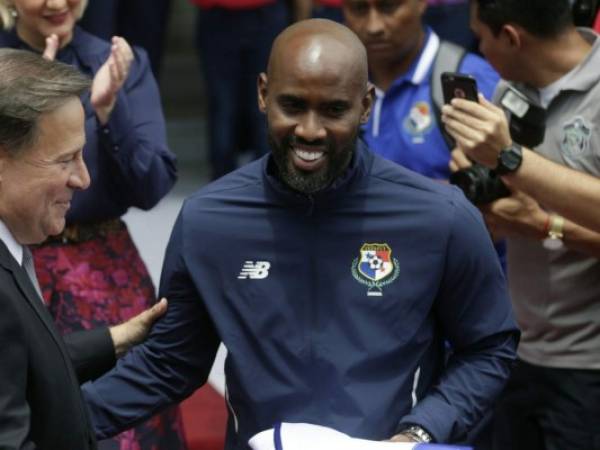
[293,148,324,161]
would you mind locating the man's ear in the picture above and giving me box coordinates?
[360,83,375,124]
[257,72,268,113]
[500,23,522,49]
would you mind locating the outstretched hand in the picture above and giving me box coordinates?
[91,36,134,125]
[109,298,167,358]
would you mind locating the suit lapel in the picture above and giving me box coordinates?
[0,241,70,355]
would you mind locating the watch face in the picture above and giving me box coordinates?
[501,149,520,170]
[497,144,523,174]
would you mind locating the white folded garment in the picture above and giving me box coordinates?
[248,423,472,450]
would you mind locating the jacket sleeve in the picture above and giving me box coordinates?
[63,327,116,384]
[95,46,177,210]
[0,291,37,450]
[398,189,519,443]
[82,211,220,438]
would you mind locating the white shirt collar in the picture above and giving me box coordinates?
[0,218,24,265]
[369,31,440,138]
[412,31,440,85]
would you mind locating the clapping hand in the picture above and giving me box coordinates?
[42,33,59,60]
[91,36,134,124]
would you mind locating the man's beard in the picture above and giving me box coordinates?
[269,132,357,194]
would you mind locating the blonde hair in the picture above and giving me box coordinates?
[0,1,15,30]
[0,0,89,31]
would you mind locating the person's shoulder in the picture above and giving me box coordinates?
[365,152,485,236]
[181,158,265,214]
[367,152,467,209]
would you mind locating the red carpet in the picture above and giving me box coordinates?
[181,384,228,450]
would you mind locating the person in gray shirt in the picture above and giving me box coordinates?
[441,1,600,449]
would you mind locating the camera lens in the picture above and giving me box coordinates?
[450,164,511,205]
[449,168,480,203]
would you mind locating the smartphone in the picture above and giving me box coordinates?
[441,72,479,104]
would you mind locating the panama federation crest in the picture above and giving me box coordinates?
[351,243,400,297]
[403,101,433,143]
[561,116,592,157]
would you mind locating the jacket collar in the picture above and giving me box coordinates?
[0,238,74,361]
[376,27,438,95]
[262,139,373,212]
[0,235,16,273]
[0,218,23,266]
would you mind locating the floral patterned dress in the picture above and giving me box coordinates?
[33,223,187,450]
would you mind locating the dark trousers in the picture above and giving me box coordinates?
[79,0,171,79]
[483,360,600,450]
[195,1,288,179]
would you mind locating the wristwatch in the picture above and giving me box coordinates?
[495,142,523,175]
[400,425,433,443]
[542,214,565,250]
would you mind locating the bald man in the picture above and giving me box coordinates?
[82,19,518,448]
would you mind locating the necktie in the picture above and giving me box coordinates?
[22,247,44,302]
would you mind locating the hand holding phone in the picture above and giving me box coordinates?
[441,72,479,104]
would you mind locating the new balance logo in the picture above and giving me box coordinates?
[237,261,271,279]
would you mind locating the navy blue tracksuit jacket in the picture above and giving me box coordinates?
[84,142,519,447]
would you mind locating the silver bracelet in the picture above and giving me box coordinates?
[401,425,433,443]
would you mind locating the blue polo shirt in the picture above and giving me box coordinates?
[364,30,505,268]
[364,30,499,180]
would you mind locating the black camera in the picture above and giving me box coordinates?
[449,85,546,205]
[450,164,510,205]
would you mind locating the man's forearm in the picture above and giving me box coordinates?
[503,148,600,233]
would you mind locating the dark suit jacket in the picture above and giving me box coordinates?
[0,240,116,450]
